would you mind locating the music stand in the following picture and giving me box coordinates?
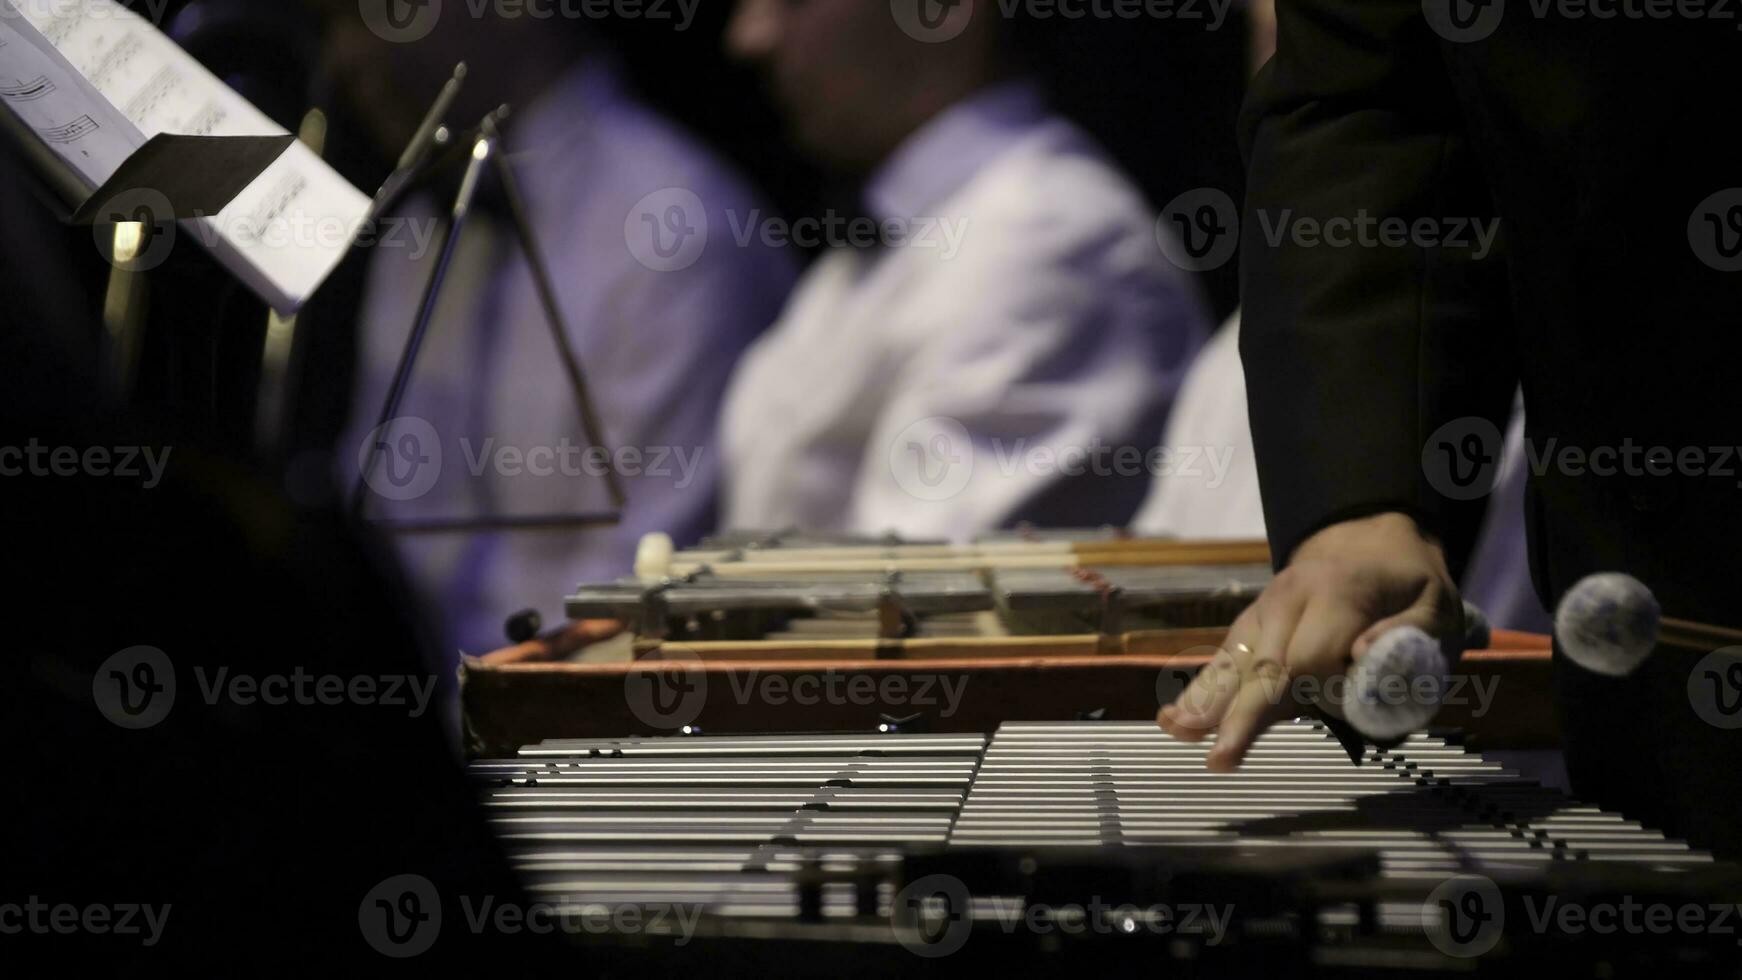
[350,86,626,535]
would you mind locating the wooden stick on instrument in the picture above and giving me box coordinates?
[477,619,625,665]
[1659,616,1742,653]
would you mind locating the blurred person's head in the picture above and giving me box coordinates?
[304,0,596,161]
[726,0,1020,174]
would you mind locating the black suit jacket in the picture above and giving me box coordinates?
[1239,0,1742,623]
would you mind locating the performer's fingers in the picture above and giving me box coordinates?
[1204,597,1305,771]
[1159,658,1240,739]
[1351,597,1454,661]
[1204,676,1295,773]
[1160,623,1254,739]
[1281,595,1370,719]
[1243,581,1306,701]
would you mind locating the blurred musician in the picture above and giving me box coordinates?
[313,6,796,653]
[717,0,1210,538]
[1158,0,1742,855]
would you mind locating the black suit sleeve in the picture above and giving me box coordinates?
[1237,0,1517,575]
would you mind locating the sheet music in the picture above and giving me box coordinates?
[0,5,141,190]
[1,0,371,313]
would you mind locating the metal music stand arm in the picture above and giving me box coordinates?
[260,65,465,460]
[366,64,470,227]
[350,122,496,519]
[481,114,626,512]
[350,107,625,534]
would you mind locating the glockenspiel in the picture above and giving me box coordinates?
[467,721,1740,972]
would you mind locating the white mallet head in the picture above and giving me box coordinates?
[634,532,675,583]
[1344,626,1452,741]
[1554,572,1660,677]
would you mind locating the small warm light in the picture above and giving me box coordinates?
[263,311,296,363]
[297,108,329,155]
[112,222,144,264]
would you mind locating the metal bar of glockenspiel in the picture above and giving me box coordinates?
[477,763,979,776]
[487,801,966,812]
[484,779,982,793]
[504,848,905,871]
[517,737,987,756]
[490,815,954,829]
[494,829,956,844]
[474,758,975,767]
[955,720,1709,872]
[527,732,990,745]
[476,765,981,778]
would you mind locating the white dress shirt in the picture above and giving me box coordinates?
[1130,316,1266,540]
[348,61,795,652]
[721,82,1210,540]
[1134,313,1550,632]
